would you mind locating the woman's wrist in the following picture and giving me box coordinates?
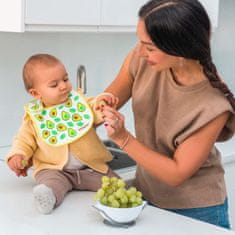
[115,131,131,150]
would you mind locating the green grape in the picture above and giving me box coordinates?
[101,182,109,189]
[129,195,137,203]
[117,179,126,188]
[111,199,120,208]
[100,196,108,205]
[126,189,133,198]
[120,195,128,204]
[108,195,115,203]
[120,203,128,208]
[110,176,118,183]
[106,187,114,195]
[95,176,144,208]
[136,191,142,198]
[136,197,143,205]
[129,186,137,194]
[96,188,105,199]
[131,202,139,207]
[115,188,125,199]
[101,176,110,183]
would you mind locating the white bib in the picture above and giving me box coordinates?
[25,90,94,146]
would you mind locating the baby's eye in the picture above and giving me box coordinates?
[49,83,57,88]
[146,47,154,52]
[64,77,69,82]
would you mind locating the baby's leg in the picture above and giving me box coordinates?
[34,169,73,213]
[75,168,119,191]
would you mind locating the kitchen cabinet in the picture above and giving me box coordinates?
[25,0,100,32]
[0,0,24,32]
[100,0,146,32]
[0,0,219,32]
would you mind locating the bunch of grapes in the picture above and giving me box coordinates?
[95,176,143,208]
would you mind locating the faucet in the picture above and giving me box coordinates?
[77,65,87,94]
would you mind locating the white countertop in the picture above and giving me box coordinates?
[0,162,234,235]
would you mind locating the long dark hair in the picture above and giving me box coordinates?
[139,0,235,109]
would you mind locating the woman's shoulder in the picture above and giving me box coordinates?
[203,84,234,111]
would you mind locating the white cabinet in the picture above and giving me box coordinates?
[25,0,100,31]
[100,0,146,32]
[0,0,220,32]
[0,0,24,32]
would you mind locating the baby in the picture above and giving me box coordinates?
[6,54,118,214]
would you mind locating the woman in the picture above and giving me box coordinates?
[100,0,235,229]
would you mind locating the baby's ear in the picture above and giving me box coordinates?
[28,88,40,99]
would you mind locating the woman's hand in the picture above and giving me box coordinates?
[102,106,129,147]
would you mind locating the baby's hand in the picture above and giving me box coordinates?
[94,92,119,111]
[8,154,30,177]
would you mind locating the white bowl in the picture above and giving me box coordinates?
[93,201,147,224]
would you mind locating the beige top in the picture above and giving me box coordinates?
[130,48,235,209]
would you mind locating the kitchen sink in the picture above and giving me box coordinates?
[103,140,136,170]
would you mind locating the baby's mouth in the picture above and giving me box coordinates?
[61,94,69,103]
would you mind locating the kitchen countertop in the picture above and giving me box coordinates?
[0,161,234,235]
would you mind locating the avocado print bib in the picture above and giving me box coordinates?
[25,90,94,146]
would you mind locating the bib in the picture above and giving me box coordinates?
[25,90,94,146]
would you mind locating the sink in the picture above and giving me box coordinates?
[103,140,136,170]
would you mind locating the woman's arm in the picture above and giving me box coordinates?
[104,49,135,109]
[103,106,230,186]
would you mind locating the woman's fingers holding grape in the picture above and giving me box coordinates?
[102,106,124,128]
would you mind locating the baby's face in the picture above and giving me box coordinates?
[29,63,72,107]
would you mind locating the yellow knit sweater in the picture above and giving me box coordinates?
[6,94,112,177]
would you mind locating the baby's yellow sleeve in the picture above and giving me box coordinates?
[5,113,37,163]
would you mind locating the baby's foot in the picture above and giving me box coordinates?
[33,184,56,214]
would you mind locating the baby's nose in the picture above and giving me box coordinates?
[59,82,67,90]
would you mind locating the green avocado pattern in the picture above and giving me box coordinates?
[25,90,94,146]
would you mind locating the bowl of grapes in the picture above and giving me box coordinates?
[93,176,147,227]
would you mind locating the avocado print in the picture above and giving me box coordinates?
[68,128,77,137]
[72,113,82,122]
[31,104,39,111]
[42,130,50,139]
[65,98,72,107]
[49,108,57,118]
[60,133,66,140]
[41,110,47,116]
[77,103,86,112]
[27,90,93,146]
[49,136,57,145]
[57,123,67,132]
[61,111,70,121]
[35,114,44,122]
[46,120,55,129]
[83,114,90,120]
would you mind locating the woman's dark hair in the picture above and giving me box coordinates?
[139,0,235,110]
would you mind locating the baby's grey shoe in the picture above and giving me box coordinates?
[33,184,56,214]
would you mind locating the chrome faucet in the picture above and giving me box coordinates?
[77,65,87,94]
